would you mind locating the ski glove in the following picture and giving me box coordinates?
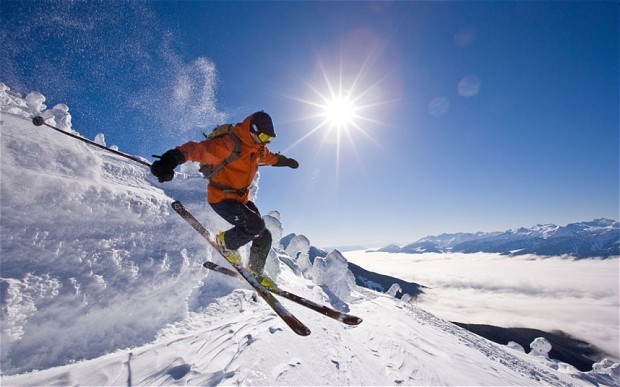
[274,155,299,169]
[151,149,185,182]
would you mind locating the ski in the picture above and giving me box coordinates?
[171,200,311,336]
[203,261,363,326]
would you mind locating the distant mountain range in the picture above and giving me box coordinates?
[374,219,619,258]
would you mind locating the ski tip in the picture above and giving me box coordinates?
[342,316,363,326]
[296,327,312,336]
[32,116,45,126]
[282,316,311,336]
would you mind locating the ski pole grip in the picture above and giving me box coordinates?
[32,116,45,126]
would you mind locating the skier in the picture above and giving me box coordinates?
[150,111,299,289]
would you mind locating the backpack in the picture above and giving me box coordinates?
[198,124,241,180]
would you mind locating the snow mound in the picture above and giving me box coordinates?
[522,337,620,385]
[285,234,313,276]
[386,283,402,297]
[312,250,356,307]
[0,85,213,374]
[530,337,553,358]
[507,341,526,353]
[264,211,283,249]
[591,359,620,381]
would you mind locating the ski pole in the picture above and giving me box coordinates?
[32,116,152,167]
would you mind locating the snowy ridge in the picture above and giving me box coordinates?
[1,85,618,385]
[377,220,619,258]
[1,84,215,374]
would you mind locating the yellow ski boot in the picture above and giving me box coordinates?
[252,271,277,290]
[215,231,242,265]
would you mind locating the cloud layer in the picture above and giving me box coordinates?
[344,251,619,358]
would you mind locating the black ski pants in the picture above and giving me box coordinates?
[210,199,272,274]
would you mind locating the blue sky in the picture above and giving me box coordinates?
[1,1,618,247]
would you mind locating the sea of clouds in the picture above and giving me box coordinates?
[344,250,619,359]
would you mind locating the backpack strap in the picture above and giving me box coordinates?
[211,132,241,177]
[199,131,246,194]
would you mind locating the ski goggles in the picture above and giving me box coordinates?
[257,132,274,144]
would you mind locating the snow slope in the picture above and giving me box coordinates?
[6,288,617,387]
[1,85,618,385]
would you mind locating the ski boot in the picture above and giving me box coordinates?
[215,231,242,265]
[251,271,277,290]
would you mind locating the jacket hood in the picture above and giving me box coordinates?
[234,113,271,147]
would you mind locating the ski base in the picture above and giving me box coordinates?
[171,201,311,336]
[204,261,363,326]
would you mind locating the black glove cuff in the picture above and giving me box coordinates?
[162,149,185,167]
[274,155,290,167]
[150,149,185,182]
[274,155,299,169]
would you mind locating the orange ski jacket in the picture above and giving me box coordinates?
[176,113,280,204]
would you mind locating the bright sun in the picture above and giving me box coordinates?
[323,96,356,129]
[287,73,373,143]
[283,54,390,175]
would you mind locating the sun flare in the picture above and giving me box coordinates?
[285,75,380,154]
[323,95,357,129]
[283,50,393,179]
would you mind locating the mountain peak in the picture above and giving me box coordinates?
[381,219,619,258]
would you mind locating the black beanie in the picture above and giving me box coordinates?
[250,111,276,137]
